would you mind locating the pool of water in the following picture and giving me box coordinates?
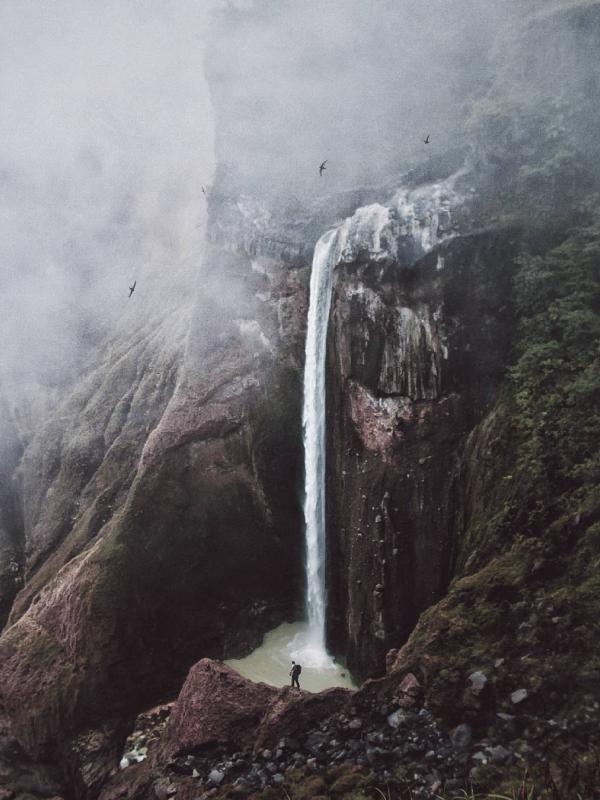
[225,622,357,693]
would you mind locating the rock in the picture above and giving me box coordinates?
[397,672,421,707]
[348,718,362,730]
[385,648,399,673]
[161,661,279,758]
[450,723,472,751]
[272,774,285,785]
[510,689,528,704]
[468,671,488,696]
[488,745,512,764]
[387,709,407,729]
[153,779,177,800]
[208,769,225,787]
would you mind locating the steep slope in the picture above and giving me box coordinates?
[324,175,519,679]
[0,216,309,796]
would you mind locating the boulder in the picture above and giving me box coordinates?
[160,659,353,761]
[160,660,279,758]
[396,672,421,707]
[450,723,472,751]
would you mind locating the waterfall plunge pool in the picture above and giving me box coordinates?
[225,622,357,692]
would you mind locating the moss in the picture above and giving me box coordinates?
[287,776,328,799]
[330,773,368,795]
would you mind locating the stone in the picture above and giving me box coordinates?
[272,774,285,785]
[387,709,407,729]
[468,671,488,695]
[153,779,177,800]
[397,672,421,707]
[208,770,225,787]
[348,718,362,730]
[511,688,528,704]
[450,723,472,751]
[488,745,512,764]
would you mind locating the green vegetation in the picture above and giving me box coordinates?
[510,216,600,523]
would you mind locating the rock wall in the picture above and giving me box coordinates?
[0,205,310,795]
[324,178,519,679]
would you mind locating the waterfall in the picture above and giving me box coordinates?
[302,223,348,658]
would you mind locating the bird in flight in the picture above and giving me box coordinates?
[201,185,207,196]
[319,160,328,176]
[424,134,430,144]
[128,281,136,298]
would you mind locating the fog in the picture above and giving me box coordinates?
[208,0,523,196]
[0,1,214,388]
[1,0,597,397]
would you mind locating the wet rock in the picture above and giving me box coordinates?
[387,708,408,729]
[450,723,472,751]
[153,778,177,800]
[488,745,512,764]
[467,671,488,696]
[397,672,421,707]
[510,689,528,704]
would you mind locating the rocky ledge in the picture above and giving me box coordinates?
[94,651,600,800]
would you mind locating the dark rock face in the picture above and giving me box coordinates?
[0,223,309,793]
[0,400,24,627]
[325,181,518,679]
[160,659,350,761]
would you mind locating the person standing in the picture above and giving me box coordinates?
[290,660,302,689]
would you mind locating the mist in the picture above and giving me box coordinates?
[2,0,598,398]
[0,1,215,390]
[208,0,525,197]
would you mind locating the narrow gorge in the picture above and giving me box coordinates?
[1,2,599,799]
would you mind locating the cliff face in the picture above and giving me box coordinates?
[323,175,518,679]
[0,204,310,794]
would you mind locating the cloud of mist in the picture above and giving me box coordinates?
[0,1,215,387]
[208,0,525,197]
[1,0,598,397]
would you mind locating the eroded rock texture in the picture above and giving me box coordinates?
[325,180,518,679]
[0,208,309,795]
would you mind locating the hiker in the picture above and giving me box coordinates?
[290,660,302,689]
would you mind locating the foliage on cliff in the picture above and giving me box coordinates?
[393,211,600,794]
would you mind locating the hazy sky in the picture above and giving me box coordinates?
[208,0,522,195]
[0,1,214,384]
[0,0,592,391]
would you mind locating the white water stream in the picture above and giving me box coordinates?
[226,225,353,690]
[301,224,349,662]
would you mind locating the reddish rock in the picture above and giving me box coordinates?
[160,659,352,760]
[257,686,352,749]
[160,660,279,758]
[396,672,421,708]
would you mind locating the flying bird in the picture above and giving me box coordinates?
[424,134,430,144]
[201,185,207,196]
[128,281,136,298]
[319,160,328,176]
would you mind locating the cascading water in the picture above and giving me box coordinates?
[226,172,465,688]
[301,225,348,659]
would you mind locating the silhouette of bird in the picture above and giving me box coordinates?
[128,281,136,298]
[424,134,430,144]
[201,185,207,196]
[319,160,328,176]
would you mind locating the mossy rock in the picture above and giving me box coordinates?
[330,772,368,794]
[287,775,328,800]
